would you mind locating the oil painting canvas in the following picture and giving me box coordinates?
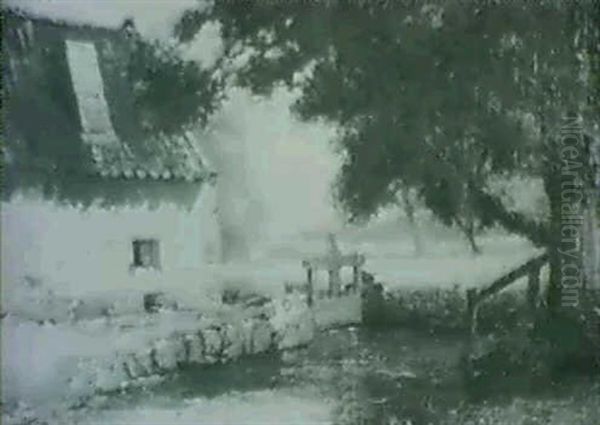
[2,1,600,424]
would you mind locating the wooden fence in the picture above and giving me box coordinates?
[466,252,549,335]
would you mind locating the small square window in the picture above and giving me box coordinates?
[132,239,160,270]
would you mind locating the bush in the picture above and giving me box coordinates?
[362,285,466,331]
[363,285,528,334]
[364,284,600,399]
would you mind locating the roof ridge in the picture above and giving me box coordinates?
[4,7,126,35]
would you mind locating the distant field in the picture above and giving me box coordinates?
[2,214,541,312]
[208,218,541,297]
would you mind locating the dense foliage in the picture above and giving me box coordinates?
[126,33,222,136]
[177,1,599,307]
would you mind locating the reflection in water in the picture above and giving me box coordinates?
[80,327,467,425]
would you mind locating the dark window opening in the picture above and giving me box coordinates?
[132,239,160,270]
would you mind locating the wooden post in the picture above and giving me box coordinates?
[306,267,313,306]
[302,235,365,300]
[352,265,359,292]
[466,288,479,335]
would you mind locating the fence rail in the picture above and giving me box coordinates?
[466,252,549,335]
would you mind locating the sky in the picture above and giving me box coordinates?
[6,0,203,40]
[5,0,342,243]
[203,87,340,242]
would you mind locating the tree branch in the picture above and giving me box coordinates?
[470,186,551,247]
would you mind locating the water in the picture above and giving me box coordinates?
[80,327,468,425]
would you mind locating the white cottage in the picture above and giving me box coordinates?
[2,12,221,298]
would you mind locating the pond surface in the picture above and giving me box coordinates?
[81,327,469,425]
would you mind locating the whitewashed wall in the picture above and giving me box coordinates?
[1,184,220,298]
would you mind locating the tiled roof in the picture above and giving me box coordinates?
[5,10,217,187]
[89,131,215,182]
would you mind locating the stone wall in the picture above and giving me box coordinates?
[65,293,325,405]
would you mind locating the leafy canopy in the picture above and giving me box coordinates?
[177,1,597,248]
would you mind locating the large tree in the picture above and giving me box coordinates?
[178,1,598,311]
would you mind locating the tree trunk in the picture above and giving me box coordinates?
[466,226,482,256]
[400,186,424,257]
[545,169,563,313]
[542,130,586,315]
[457,215,481,256]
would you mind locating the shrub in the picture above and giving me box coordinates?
[363,285,529,334]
